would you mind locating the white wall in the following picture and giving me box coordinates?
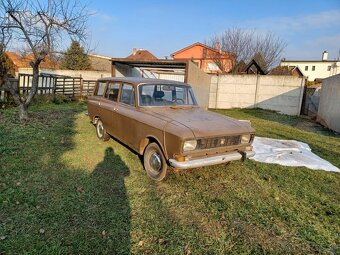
[317,74,340,133]
[209,74,305,115]
[115,64,185,82]
[17,68,111,80]
[281,61,340,81]
[115,63,142,78]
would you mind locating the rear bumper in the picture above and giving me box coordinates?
[169,150,255,170]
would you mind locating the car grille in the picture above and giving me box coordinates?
[196,135,241,150]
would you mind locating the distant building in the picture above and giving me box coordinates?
[88,54,112,72]
[5,52,59,73]
[126,48,158,60]
[280,51,340,81]
[244,59,266,75]
[269,65,304,78]
[171,42,234,74]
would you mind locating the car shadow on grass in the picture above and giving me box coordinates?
[242,108,339,138]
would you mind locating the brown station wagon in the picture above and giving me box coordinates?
[87,77,255,181]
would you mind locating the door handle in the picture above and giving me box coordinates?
[113,107,118,111]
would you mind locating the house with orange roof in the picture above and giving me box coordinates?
[171,42,234,74]
[126,48,158,60]
[4,52,59,73]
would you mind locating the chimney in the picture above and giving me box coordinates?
[322,51,328,61]
[215,41,221,51]
[132,48,137,56]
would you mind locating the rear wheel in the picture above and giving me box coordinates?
[143,142,168,181]
[96,119,110,141]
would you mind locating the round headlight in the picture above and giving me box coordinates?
[241,134,251,144]
[183,140,197,151]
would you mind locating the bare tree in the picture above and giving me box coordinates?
[207,28,287,73]
[0,0,89,120]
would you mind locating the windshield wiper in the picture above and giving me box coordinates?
[170,105,194,109]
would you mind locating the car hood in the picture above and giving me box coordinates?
[146,107,255,138]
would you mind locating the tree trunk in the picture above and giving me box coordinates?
[25,64,40,105]
[18,62,41,120]
[18,103,29,121]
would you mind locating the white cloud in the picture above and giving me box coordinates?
[238,10,340,60]
[89,9,117,23]
[244,10,340,32]
[306,34,340,48]
[98,13,116,22]
[282,34,340,60]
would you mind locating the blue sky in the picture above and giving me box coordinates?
[88,0,340,61]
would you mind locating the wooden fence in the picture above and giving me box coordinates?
[0,74,97,102]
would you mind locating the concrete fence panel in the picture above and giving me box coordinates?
[186,61,211,109]
[209,74,305,115]
[317,74,340,133]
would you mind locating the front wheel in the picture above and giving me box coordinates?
[143,143,168,181]
[96,119,110,141]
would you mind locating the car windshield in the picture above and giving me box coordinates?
[138,84,197,107]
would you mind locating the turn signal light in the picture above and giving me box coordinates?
[175,156,186,162]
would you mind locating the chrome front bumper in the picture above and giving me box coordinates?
[169,150,255,170]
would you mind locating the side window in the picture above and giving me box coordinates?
[120,84,135,106]
[95,82,106,96]
[105,82,120,102]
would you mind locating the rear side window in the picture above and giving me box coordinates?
[106,83,120,102]
[96,82,106,96]
[120,84,135,106]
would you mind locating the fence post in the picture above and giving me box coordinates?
[254,75,260,108]
[72,79,74,97]
[22,74,25,96]
[298,78,307,115]
[215,75,220,109]
[62,78,65,95]
[80,78,83,98]
[52,77,57,100]
[40,76,43,95]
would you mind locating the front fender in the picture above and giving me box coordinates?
[163,121,194,160]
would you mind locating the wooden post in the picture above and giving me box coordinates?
[71,78,73,97]
[63,78,65,95]
[80,78,83,98]
[52,77,57,100]
[41,76,44,95]
[22,74,25,96]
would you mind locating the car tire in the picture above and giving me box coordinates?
[143,142,168,181]
[96,119,110,141]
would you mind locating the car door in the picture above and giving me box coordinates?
[99,82,121,137]
[88,81,107,119]
[114,83,138,149]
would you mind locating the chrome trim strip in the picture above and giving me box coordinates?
[169,150,255,170]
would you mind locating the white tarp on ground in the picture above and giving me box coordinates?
[251,137,340,173]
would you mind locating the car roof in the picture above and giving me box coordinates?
[97,77,191,87]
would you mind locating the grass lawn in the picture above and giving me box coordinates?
[0,102,339,254]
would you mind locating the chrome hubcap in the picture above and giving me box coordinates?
[149,152,161,172]
[97,122,104,137]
